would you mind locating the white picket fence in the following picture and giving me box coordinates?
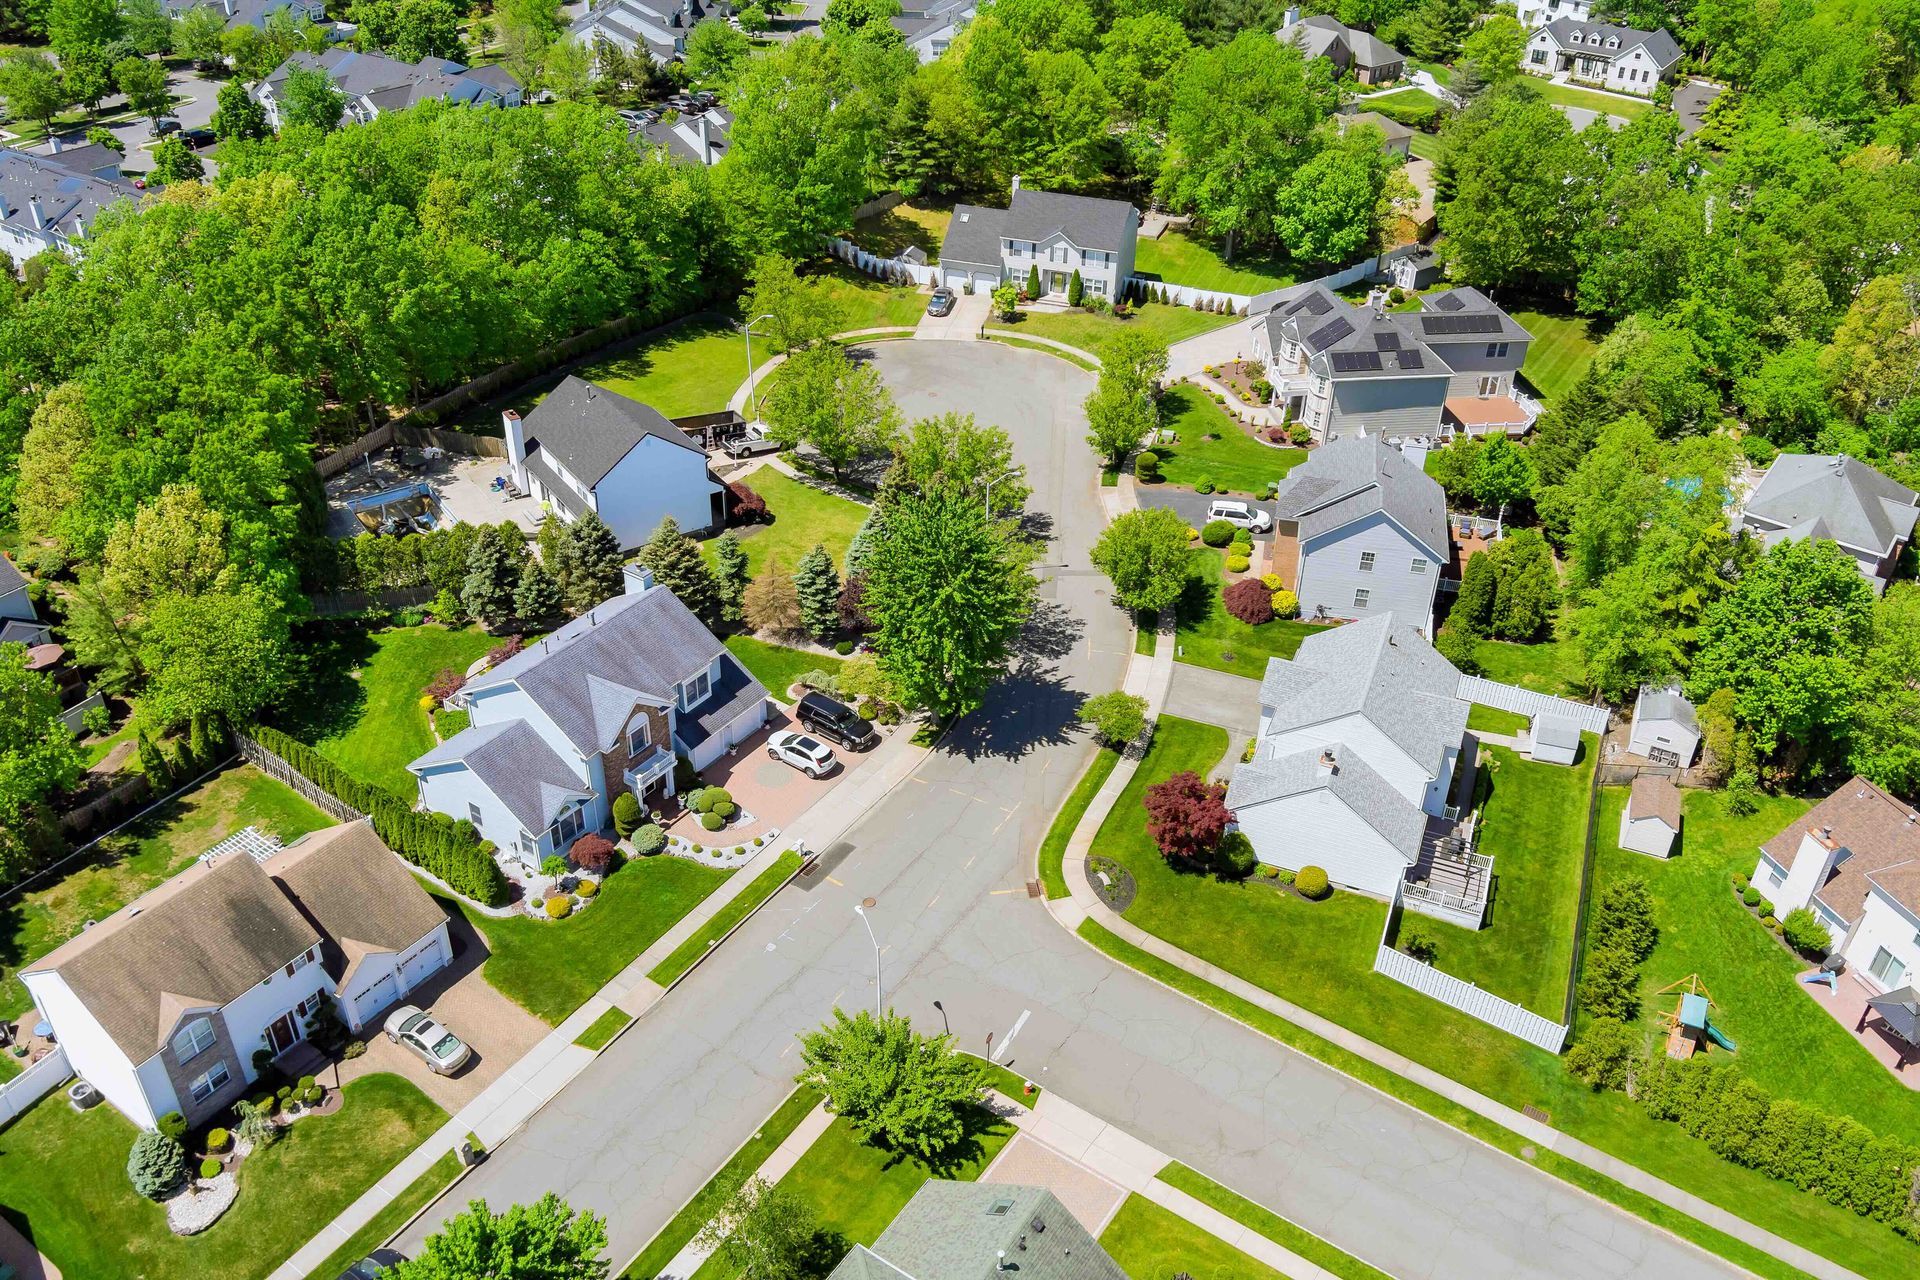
[1131,279,1253,312]
[0,1046,73,1128]
[826,236,937,289]
[1457,675,1609,738]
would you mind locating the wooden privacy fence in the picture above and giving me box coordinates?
[1457,675,1610,738]
[1375,894,1569,1053]
[0,1047,72,1129]
[235,733,366,825]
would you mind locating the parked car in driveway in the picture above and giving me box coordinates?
[1206,499,1272,533]
[724,421,781,459]
[383,1006,472,1076]
[338,1248,405,1280]
[796,691,877,750]
[767,730,839,779]
[925,287,956,317]
[180,127,216,149]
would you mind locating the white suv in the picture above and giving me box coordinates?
[1206,499,1272,533]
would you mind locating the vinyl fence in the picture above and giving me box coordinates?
[1456,675,1610,738]
[1374,898,1569,1052]
[235,732,367,825]
[0,1047,72,1129]
[826,236,939,288]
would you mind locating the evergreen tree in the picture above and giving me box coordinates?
[793,543,842,642]
[743,557,804,638]
[713,532,750,625]
[563,510,624,613]
[461,525,525,625]
[1449,549,1496,638]
[1488,529,1559,640]
[538,517,576,605]
[514,559,563,621]
[1067,268,1084,307]
[843,506,886,577]
[635,516,722,625]
[1025,263,1041,297]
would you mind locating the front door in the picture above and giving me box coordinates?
[267,1010,300,1055]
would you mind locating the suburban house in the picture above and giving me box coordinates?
[1515,0,1592,27]
[0,553,50,647]
[1266,435,1448,629]
[1629,685,1700,767]
[1753,778,1920,994]
[409,567,770,872]
[1226,614,1494,926]
[503,376,727,549]
[827,1182,1127,1280]
[570,0,730,64]
[1339,109,1414,157]
[1734,453,1919,595]
[161,0,327,32]
[892,0,975,62]
[1523,20,1682,97]
[20,821,452,1130]
[254,49,521,130]
[641,103,730,165]
[0,147,137,268]
[1249,284,1533,442]
[938,180,1138,301]
[1278,10,1405,84]
[1619,774,1682,858]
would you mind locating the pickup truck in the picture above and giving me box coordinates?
[724,422,782,459]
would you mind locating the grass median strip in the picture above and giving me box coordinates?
[965,1053,1041,1108]
[648,850,805,987]
[1039,746,1123,899]
[1075,920,1814,1280]
[573,1007,634,1051]
[1157,1161,1393,1280]
[304,1150,463,1280]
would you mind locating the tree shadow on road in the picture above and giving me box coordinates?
[939,602,1086,762]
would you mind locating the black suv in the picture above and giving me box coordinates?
[795,691,877,751]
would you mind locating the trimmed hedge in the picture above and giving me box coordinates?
[247,725,509,906]
[1295,865,1330,899]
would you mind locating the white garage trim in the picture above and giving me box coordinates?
[401,938,445,990]
[353,974,399,1029]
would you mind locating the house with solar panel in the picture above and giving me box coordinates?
[1248,283,1534,442]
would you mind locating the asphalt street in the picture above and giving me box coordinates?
[397,342,1741,1280]
[32,64,221,176]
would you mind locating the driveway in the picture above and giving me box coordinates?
[915,290,988,340]
[666,705,887,846]
[336,910,549,1113]
[1165,317,1260,378]
[40,63,223,176]
[1163,664,1263,753]
[1133,486,1275,542]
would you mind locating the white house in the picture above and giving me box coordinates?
[891,0,975,62]
[1267,436,1448,631]
[938,180,1138,301]
[254,49,521,130]
[20,821,450,1129]
[1629,685,1700,767]
[0,148,137,269]
[409,567,770,873]
[1752,778,1920,990]
[570,0,730,64]
[1735,453,1919,595]
[1226,615,1489,925]
[505,376,727,550]
[1619,774,1681,858]
[1514,0,1592,28]
[1523,20,1682,98]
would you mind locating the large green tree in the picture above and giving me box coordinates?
[1434,81,1592,291]
[139,587,291,733]
[1846,583,1920,794]
[0,642,87,882]
[762,343,902,481]
[748,253,847,355]
[697,1178,824,1280]
[280,63,345,130]
[0,52,69,136]
[1090,507,1194,615]
[794,543,842,641]
[211,78,271,142]
[112,55,170,125]
[797,1008,984,1157]
[390,1194,609,1280]
[890,412,1028,513]
[562,510,624,614]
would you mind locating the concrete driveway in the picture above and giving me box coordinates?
[1163,664,1263,754]
[915,290,987,340]
[336,910,549,1113]
[1165,317,1260,378]
[1134,486,1275,542]
[39,63,223,176]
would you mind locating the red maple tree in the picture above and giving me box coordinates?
[1144,770,1233,861]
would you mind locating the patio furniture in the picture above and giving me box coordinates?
[32,1020,51,1041]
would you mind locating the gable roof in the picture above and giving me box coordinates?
[1285,14,1403,69]
[1539,19,1682,68]
[261,48,518,114]
[521,376,705,492]
[939,203,1008,269]
[1742,454,1919,558]
[1406,286,1532,345]
[1227,741,1427,861]
[829,1182,1127,1280]
[1269,435,1448,557]
[0,147,137,244]
[25,852,322,1061]
[1762,777,1920,926]
[1634,685,1698,732]
[410,718,594,835]
[265,822,447,970]
[1002,187,1135,253]
[0,553,27,598]
[1627,775,1682,830]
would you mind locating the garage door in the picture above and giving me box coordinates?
[401,940,444,990]
[943,269,970,291]
[355,974,399,1029]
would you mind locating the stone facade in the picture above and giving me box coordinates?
[159,1012,250,1127]
[598,703,674,810]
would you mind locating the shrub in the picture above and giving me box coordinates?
[200,1158,222,1180]
[612,792,642,838]
[1780,907,1829,958]
[1400,925,1439,963]
[276,1085,292,1102]
[1200,519,1236,547]
[344,1040,367,1060]
[1195,477,1216,494]
[541,854,569,879]
[631,823,667,856]
[1590,877,1658,962]
[1134,451,1160,482]
[157,1111,187,1142]
[700,811,724,831]
[1741,885,1762,908]
[486,635,525,666]
[1732,872,1749,890]
[693,786,734,814]
[1288,424,1311,445]
[1295,866,1330,899]
[205,1128,231,1154]
[303,1085,324,1106]
[570,833,618,875]
[1270,589,1300,619]
[1260,573,1284,590]
[1250,377,1274,401]
[835,639,855,655]
[128,1131,188,1200]
[727,480,768,524]
[1143,771,1233,861]
[1577,944,1642,1020]
[1224,554,1251,574]
[578,878,599,899]
[545,896,572,919]
[1079,690,1148,745]
[1223,578,1275,625]
[297,1075,316,1093]
[1763,914,1779,930]
[712,801,737,819]
[1258,864,1280,879]
[1566,1018,1639,1092]
[1275,868,1295,886]
[1215,831,1257,879]
[424,668,466,701]
[876,702,903,726]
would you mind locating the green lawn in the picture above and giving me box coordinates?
[1407,59,1452,86]
[648,849,804,986]
[0,1074,444,1280]
[723,468,870,580]
[298,624,499,795]
[1466,704,1529,735]
[439,855,733,1024]
[1509,306,1605,405]
[1133,230,1297,296]
[1099,1195,1290,1280]
[0,766,330,1020]
[1527,77,1652,121]
[722,635,844,704]
[850,201,952,260]
[1158,1163,1393,1280]
[985,332,1101,371]
[1040,744,1124,899]
[573,1007,635,1050]
[1150,385,1307,494]
[1471,636,1589,699]
[987,302,1239,358]
[968,1053,1040,1107]
[1174,549,1324,679]
[1407,130,1444,162]
[304,1149,463,1280]
[1362,87,1444,117]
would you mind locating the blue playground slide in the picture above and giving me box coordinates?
[1705,1022,1737,1052]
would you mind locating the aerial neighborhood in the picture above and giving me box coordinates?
[0,1,1918,1279]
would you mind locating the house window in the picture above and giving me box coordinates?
[1870,947,1906,988]
[1358,551,1376,573]
[554,805,586,847]
[1530,49,1547,64]
[297,992,324,1019]
[1411,558,1429,575]
[628,720,651,756]
[680,670,712,709]
[1353,589,1371,608]
[173,1018,216,1064]
[187,1061,231,1104]
[519,830,536,858]
[1485,342,1510,358]
[285,950,311,979]
[468,803,484,829]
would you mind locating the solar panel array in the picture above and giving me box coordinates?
[1430,292,1466,312]
[1374,332,1401,351]
[1398,350,1425,369]
[1420,313,1503,335]
[1306,316,1355,349]
[1329,351,1382,373]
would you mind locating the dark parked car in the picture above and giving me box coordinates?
[925,287,956,317]
[180,127,216,149]
[796,691,877,751]
[338,1247,405,1280]
[150,117,181,138]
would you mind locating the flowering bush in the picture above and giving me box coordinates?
[1143,770,1233,861]
[486,635,525,666]
[570,833,618,875]
[728,480,768,524]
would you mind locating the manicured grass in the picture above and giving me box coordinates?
[1158,1162,1393,1280]
[1174,548,1323,679]
[0,765,330,1019]
[574,1006,635,1050]
[1418,741,1594,1015]
[304,1149,463,1280]
[1039,744,1123,899]
[1466,704,1529,735]
[1407,58,1452,86]
[1363,87,1444,116]
[723,635,844,705]
[440,856,733,1024]
[1134,620,1155,654]
[1099,1194,1290,1280]
[984,332,1100,370]
[306,624,498,795]
[1133,230,1297,296]
[1407,130,1444,162]
[1527,77,1652,121]
[648,849,804,986]
[967,1053,1040,1107]
[0,1074,444,1280]
[987,301,1239,357]
[622,1087,823,1280]
[1509,306,1605,405]
[1151,384,1307,494]
[1472,636,1589,699]
[850,201,951,260]
[81,712,141,769]
[723,468,870,580]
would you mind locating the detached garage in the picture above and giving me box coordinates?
[265,822,455,1033]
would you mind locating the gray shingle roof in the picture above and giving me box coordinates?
[1636,686,1697,733]
[673,657,763,749]
[265,822,448,957]
[261,48,518,115]
[1254,614,1468,778]
[1227,741,1427,861]
[939,204,1007,269]
[1533,712,1582,750]
[1742,454,1919,557]
[1270,436,1448,557]
[0,553,27,598]
[828,1182,1128,1280]
[522,375,705,492]
[0,148,136,244]
[1540,18,1682,69]
[412,719,593,834]
[1286,15,1403,70]
[1002,188,1135,253]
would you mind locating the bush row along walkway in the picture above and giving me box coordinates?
[1042,621,1866,1280]
[268,725,940,1280]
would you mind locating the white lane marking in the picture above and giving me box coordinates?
[992,1008,1031,1062]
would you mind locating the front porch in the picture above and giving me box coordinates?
[1800,969,1920,1089]
[622,743,676,813]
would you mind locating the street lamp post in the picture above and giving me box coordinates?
[853,903,883,1017]
[742,313,776,421]
[984,468,1018,519]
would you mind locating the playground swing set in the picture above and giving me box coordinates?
[1656,975,1738,1060]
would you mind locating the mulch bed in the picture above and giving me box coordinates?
[1086,855,1136,912]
